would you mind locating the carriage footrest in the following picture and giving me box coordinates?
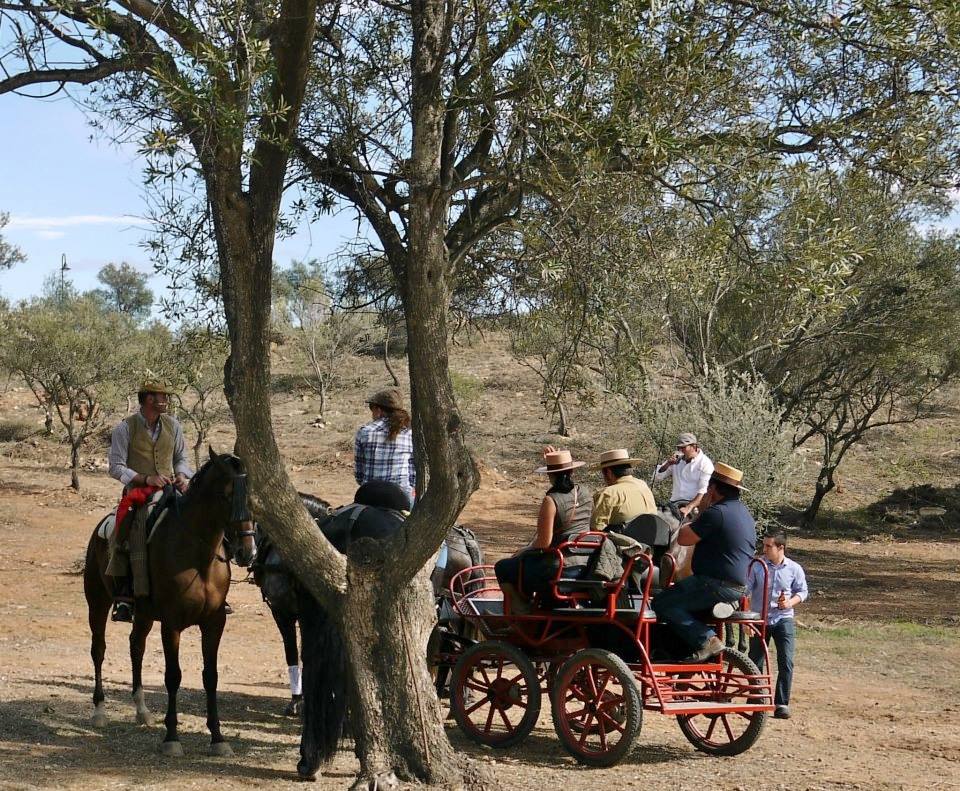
[723,610,762,622]
[657,701,773,714]
[551,606,657,621]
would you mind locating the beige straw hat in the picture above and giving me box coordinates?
[534,449,586,474]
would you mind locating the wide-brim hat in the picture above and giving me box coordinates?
[368,387,405,412]
[711,461,749,491]
[593,448,643,470]
[138,378,175,396]
[534,449,585,474]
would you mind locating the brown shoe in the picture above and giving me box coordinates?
[682,636,724,663]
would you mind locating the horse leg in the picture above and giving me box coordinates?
[130,614,155,726]
[201,611,232,756]
[87,578,110,728]
[272,609,302,716]
[158,623,184,756]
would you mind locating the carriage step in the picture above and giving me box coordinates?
[656,701,772,714]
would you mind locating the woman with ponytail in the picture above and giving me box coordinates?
[354,387,416,507]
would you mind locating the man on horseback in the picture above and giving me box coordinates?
[653,432,714,520]
[106,378,192,621]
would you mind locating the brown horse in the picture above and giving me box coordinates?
[83,448,256,756]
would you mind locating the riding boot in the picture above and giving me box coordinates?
[111,575,134,623]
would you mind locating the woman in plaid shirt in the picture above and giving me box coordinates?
[354,388,416,507]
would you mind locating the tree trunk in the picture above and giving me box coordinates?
[556,399,570,437]
[338,563,476,787]
[70,442,80,490]
[193,431,205,472]
[801,466,836,528]
[383,323,400,387]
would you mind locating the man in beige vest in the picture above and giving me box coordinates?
[590,449,657,531]
[106,379,192,620]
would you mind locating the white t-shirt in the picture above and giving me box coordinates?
[653,450,715,502]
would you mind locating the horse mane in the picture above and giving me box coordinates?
[299,492,332,522]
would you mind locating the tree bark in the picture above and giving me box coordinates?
[70,442,80,491]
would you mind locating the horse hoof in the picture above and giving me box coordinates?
[92,713,108,729]
[297,758,318,781]
[158,740,184,757]
[136,711,153,727]
[209,741,233,757]
[283,698,302,717]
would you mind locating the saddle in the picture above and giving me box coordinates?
[96,488,171,543]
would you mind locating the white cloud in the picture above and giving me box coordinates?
[7,214,138,229]
[35,230,66,240]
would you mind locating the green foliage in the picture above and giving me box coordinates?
[0,212,24,271]
[92,262,154,322]
[0,295,139,488]
[639,372,798,523]
[450,371,483,410]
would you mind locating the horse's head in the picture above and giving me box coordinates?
[193,446,257,567]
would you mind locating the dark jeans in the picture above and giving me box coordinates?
[749,618,796,706]
[652,574,745,650]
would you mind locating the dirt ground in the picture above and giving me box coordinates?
[1,348,960,790]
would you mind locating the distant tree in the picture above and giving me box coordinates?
[0,212,24,270]
[165,326,230,469]
[41,271,78,305]
[0,296,138,489]
[93,262,153,322]
[273,261,375,418]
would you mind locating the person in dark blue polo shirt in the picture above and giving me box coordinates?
[652,462,756,662]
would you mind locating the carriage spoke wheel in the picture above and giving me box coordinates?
[675,648,768,756]
[450,640,541,748]
[551,648,642,767]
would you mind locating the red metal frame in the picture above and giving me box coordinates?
[449,532,775,719]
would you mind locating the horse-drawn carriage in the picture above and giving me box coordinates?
[443,525,775,767]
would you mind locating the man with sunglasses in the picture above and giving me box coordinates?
[653,432,714,520]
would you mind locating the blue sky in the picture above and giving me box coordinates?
[0,93,360,307]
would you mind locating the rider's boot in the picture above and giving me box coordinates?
[110,575,134,623]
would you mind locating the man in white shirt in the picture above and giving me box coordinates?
[653,433,715,519]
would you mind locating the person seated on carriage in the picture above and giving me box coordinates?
[653,432,715,521]
[590,448,657,532]
[105,378,192,622]
[494,448,593,615]
[652,462,755,662]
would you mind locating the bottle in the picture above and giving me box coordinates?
[777,590,787,609]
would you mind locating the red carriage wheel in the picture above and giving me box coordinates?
[675,648,768,756]
[450,640,541,748]
[550,648,642,767]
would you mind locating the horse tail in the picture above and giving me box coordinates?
[296,587,347,780]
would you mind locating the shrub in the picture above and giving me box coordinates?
[0,419,37,443]
[637,371,798,524]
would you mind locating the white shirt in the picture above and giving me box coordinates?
[653,450,714,502]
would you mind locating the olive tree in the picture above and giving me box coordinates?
[0,212,25,271]
[0,297,137,489]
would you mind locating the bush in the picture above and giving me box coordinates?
[451,371,483,409]
[637,372,798,524]
[0,419,37,443]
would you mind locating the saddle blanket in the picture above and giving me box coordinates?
[96,490,167,543]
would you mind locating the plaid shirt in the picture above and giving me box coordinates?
[354,417,416,499]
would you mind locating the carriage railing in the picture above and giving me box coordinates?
[547,531,656,617]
